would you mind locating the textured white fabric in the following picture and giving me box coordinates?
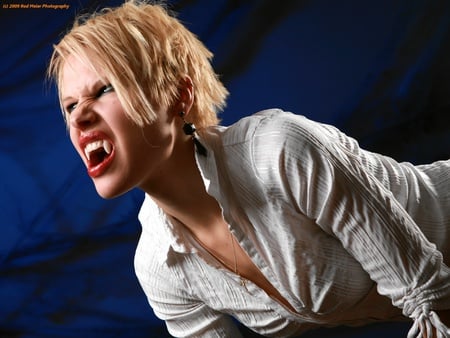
[134,109,450,337]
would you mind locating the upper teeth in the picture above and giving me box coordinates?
[84,140,112,161]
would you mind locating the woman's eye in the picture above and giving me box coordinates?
[97,84,114,97]
[65,103,77,114]
[63,85,114,115]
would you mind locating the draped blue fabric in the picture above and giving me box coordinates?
[0,0,448,337]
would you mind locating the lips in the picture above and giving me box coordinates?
[78,132,115,178]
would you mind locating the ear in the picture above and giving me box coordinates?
[176,75,194,116]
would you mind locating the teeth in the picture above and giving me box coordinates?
[103,140,112,154]
[84,140,112,161]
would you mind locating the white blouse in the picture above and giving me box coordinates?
[134,109,450,337]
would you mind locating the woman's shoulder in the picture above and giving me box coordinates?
[218,109,312,145]
[204,108,330,149]
[230,109,334,140]
[202,109,345,178]
[226,109,337,155]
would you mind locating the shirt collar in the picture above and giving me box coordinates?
[137,126,227,264]
[138,193,197,263]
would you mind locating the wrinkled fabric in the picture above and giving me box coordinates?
[135,109,450,337]
[407,307,450,338]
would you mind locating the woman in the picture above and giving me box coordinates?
[48,1,450,337]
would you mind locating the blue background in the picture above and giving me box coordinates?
[0,0,449,337]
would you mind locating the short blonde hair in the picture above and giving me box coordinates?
[48,0,228,128]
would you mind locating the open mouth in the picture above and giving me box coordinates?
[84,139,113,168]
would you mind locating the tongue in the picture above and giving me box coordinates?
[89,148,108,167]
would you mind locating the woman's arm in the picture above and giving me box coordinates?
[259,111,450,337]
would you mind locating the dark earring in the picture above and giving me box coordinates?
[179,111,207,156]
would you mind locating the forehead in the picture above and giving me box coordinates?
[60,55,105,96]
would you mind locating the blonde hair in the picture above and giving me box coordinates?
[48,0,228,128]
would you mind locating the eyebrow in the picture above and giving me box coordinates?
[61,79,106,104]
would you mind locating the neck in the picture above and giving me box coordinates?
[142,137,222,233]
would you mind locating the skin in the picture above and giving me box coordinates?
[60,54,296,312]
[60,55,449,336]
[61,56,182,200]
[60,54,236,261]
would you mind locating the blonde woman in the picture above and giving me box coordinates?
[48,1,450,337]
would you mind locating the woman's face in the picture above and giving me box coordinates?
[60,55,179,198]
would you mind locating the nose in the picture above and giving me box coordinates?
[69,99,97,130]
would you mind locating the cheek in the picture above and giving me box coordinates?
[126,124,169,157]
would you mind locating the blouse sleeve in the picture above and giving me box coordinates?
[135,261,243,338]
[258,111,450,337]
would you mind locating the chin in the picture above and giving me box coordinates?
[96,189,122,200]
[94,182,129,200]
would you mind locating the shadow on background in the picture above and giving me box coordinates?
[0,0,448,337]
